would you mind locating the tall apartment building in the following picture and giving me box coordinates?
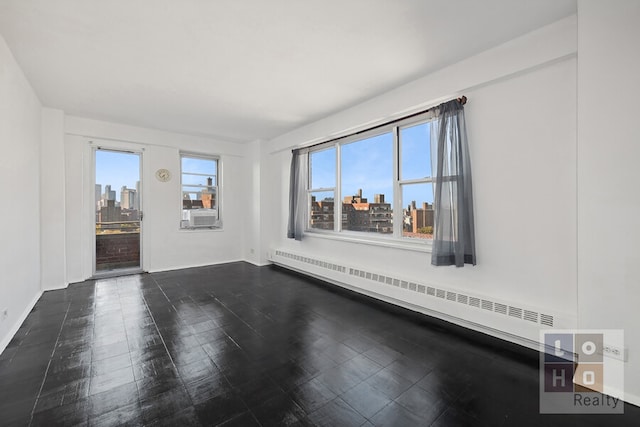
[134,180,141,210]
[120,186,137,210]
[98,199,122,223]
[311,191,393,233]
[310,196,335,230]
[95,184,102,209]
[411,202,434,233]
[200,177,216,209]
[343,192,393,234]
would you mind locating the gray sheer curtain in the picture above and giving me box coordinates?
[287,149,308,240]
[431,99,476,267]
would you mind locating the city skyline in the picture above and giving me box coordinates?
[95,150,140,203]
[95,125,433,209]
[310,122,435,210]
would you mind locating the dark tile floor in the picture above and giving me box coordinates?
[0,262,638,426]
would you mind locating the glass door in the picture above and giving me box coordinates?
[94,149,142,275]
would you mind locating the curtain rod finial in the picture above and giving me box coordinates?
[458,96,467,105]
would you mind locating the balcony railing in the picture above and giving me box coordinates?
[96,220,140,234]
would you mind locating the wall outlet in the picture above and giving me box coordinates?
[603,344,628,362]
[1,308,7,320]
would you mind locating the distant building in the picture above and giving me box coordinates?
[134,181,141,210]
[311,191,393,233]
[103,185,116,201]
[342,190,393,233]
[201,177,216,209]
[310,196,335,230]
[405,201,434,233]
[95,184,102,209]
[98,199,122,223]
[120,209,139,221]
[120,186,137,210]
[343,188,367,204]
[97,184,117,208]
[344,201,392,234]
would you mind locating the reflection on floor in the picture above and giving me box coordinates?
[0,262,637,426]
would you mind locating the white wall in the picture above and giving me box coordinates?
[0,35,42,351]
[242,140,265,265]
[577,0,640,406]
[40,108,66,291]
[263,17,578,340]
[63,117,249,283]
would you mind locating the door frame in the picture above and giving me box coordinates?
[92,144,144,278]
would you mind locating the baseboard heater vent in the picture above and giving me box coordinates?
[274,250,555,328]
[274,250,347,274]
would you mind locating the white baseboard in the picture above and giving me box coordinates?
[622,390,640,409]
[146,258,246,274]
[41,282,69,291]
[70,259,269,284]
[243,259,272,267]
[0,290,42,355]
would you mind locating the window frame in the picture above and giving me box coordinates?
[308,146,337,232]
[305,111,436,247]
[179,152,222,230]
[396,115,436,240]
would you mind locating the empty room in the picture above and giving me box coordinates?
[1,0,639,426]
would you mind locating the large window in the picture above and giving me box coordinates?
[309,147,336,231]
[180,153,220,229]
[341,132,394,234]
[307,112,435,241]
[399,121,434,239]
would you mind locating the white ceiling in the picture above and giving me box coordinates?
[0,0,576,143]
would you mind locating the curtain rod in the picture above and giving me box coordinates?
[293,96,467,153]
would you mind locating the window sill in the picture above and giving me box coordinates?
[303,229,432,253]
[178,227,224,233]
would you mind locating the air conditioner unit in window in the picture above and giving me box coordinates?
[185,209,219,228]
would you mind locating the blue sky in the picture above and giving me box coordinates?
[181,157,217,187]
[95,150,140,202]
[96,128,432,209]
[96,152,217,202]
[310,122,434,209]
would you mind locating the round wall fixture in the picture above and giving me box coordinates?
[155,168,171,182]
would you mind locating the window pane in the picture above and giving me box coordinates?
[182,174,216,187]
[310,147,336,189]
[182,157,217,175]
[180,155,220,229]
[402,183,434,239]
[341,133,393,234]
[309,191,334,230]
[400,122,431,180]
[182,186,217,209]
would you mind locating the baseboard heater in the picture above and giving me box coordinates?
[269,249,575,352]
